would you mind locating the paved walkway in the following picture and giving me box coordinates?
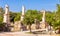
[0,29,57,36]
[0,31,57,36]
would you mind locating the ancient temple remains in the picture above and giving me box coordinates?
[3,4,50,32]
[40,10,47,30]
[12,6,26,31]
[3,4,11,31]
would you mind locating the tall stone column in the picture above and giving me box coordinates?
[20,6,25,21]
[42,10,45,23]
[40,10,46,29]
[13,6,25,31]
[3,4,10,31]
[19,6,25,31]
[3,4,10,24]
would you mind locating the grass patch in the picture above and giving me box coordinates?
[25,32,33,34]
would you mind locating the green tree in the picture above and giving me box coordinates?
[10,12,17,23]
[46,11,54,26]
[52,4,60,33]
[0,22,6,31]
[23,10,39,32]
[14,12,21,21]
[0,16,3,22]
[0,7,3,13]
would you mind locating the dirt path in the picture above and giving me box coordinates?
[0,32,58,36]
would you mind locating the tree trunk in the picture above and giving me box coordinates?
[29,24,31,33]
[58,28,60,33]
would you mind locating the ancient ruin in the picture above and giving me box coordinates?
[3,4,50,32]
[11,5,26,31]
[40,10,46,29]
[3,4,11,31]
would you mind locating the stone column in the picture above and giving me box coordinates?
[3,4,10,31]
[40,10,46,29]
[42,10,45,23]
[20,6,25,21]
[20,6,26,31]
[13,6,25,31]
[3,4,10,24]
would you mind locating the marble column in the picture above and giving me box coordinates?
[42,10,45,23]
[19,6,25,31]
[3,4,10,24]
[3,4,10,31]
[20,6,25,21]
[40,10,46,29]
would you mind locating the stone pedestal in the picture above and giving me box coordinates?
[31,24,36,30]
[40,24,46,29]
[13,21,21,31]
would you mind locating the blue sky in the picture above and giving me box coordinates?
[0,0,60,12]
